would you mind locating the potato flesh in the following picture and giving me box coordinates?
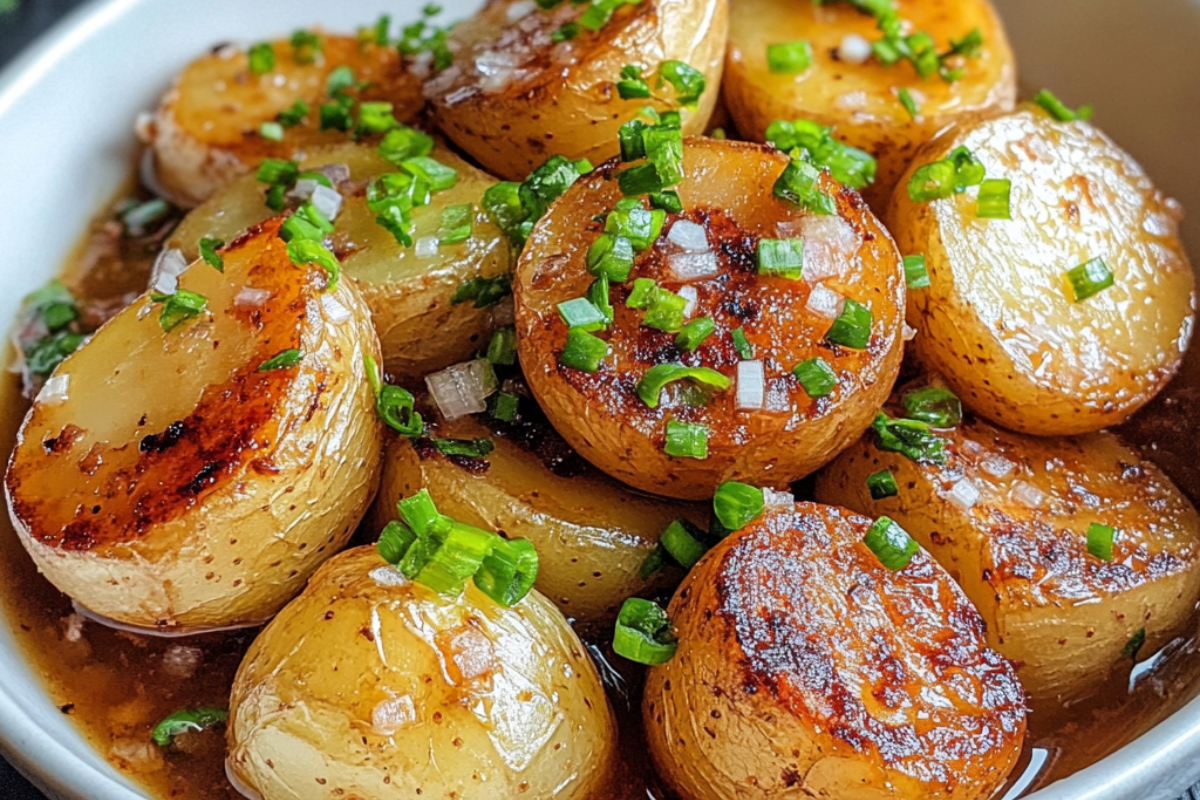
[169,142,513,379]
[151,35,423,206]
[4,220,383,630]
[643,503,1026,800]
[724,0,1016,208]
[886,109,1196,435]
[515,138,906,500]
[425,0,728,181]
[814,411,1200,705]
[228,547,616,800]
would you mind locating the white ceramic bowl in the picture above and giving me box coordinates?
[1,1,1198,798]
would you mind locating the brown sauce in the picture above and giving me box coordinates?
[4,173,1200,800]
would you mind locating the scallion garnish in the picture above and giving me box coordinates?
[198,238,224,272]
[867,469,899,500]
[552,22,580,43]
[286,239,340,290]
[149,289,207,332]
[765,118,877,190]
[365,355,424,437]
[757,238,805,280]
[486,328,517,366]
[659,60,706,108]
[438,204,474,245]
[356,101,399,137]
[259,121,284,142]
[659,518,709,568]
[605,198,666,250]
[713,481,765,532]
[586,233,636,283]
[613,597,677,665]
[1122,628,1146,660]
[247,43,276,75]
[483,156,588,247]
[258,348,303,372]
[489,391,520,422]
[1065,257,1114,302]
[731,327,754,360]
[558,297,609,332]
[319,99,354,132]
[450,275,511,308]
[825,299,872,349]
[664,420,709,459]
[898,87,920,119]
[908,146,986,202]
[151,708,228,748]
[904,254,930,289]
[379,125,435,164]
[636,364,730,408]
[277,99,310,128]
[649,190,683,214]
[676,317,715,352]
[24,331,86,377]
[863,516,918,570]
[872,412,946,464]
[475,537,539,607]
[774,156,836,215]
[1033,89,1093,123]
[559,327,610,372]
[767,40,813,74]
[256,158,299,186]
[588,275,614,324]
[433,437,495,458]
[976,178,1012,220]
[1086,522,1117,562]
[793,357,838,398]
[400,156,458,192]
[902,386,962,427]
[290,29,321,63]
[617,64,651,99]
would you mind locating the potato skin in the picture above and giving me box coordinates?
[4,220,382,632]
[515,138,906,500]
[369,408,706,620]
[227,546,617,800]
[149,34,423,206]
[815,406,1200,705]
[643,502,1026,800]
[170,142,513,379]
[886,109,1196,435]
[424,0,728,181]
[724,0,1016,209]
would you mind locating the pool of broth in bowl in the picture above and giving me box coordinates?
[4,169,1200,800]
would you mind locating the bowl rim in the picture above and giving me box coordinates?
[1,1,1199,799]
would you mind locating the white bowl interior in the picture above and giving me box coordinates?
[0,1,1197,799]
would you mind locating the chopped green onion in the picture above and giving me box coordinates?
[872,412,946,464]
[626,277,657,308]
[903,254,930,289]
[867,469,899,500]
[319,100,354,132]
[259,121,284,142]
[151,708,228,748]
[636,364,730,408]
[605,198,665,251]
[247,43,276,75]
[256,158,299,187]
[618,163,666,196]
[486,328,517,366]
[1065,257,1114,302]
[793,357,838,398]
[664,420,709,459]
[1033,89,1093,122]
[519,155,587,225]
[613,598,677,665]
[415,519,498,596]
[641,287,687,333]
[198,238,224,272]
[863,516,918,570]
[286,239,340,290]
[617,64,650,99]
[290,29,322,64]
[438,204,474,244]
[825,299,872,349]
[659,60,706,108]
[363,356,424,439]
[559,327,610,372]
[676,317,715,351]
[767,40,813,74]
[24,331,86,377]
[730,327,754,360]
[326,67,356,98]
[908,146,985,202]
[490,392,520,423]
[586,233,636,283]
[475,537,539,607]
[713,481,765,532]
[149,289,207,332]
[23,280,78,331]
[659,518,709,568]
[379,125,435,164]
[976,178,1012,220]
[758,238,805,280]
[898,87,920,119]
[258,348,303,371]
[401,156,458,192]
[397,489,443,536]
[643,124,685,187]
[902,386,962,427]
[558,297,609,332]
[649,190,683,214]
[356,101,399,137]
[1122,627,1146,660]
[588,275,614,324]
[277,99,309,127]
[1086,522,1116,562]
[765,118,877,190]
[377,520,416,568]
[774,157,836,215]
[433,437,495,458]
[450,275,511,308]
[618,119,649,162]
[552,22,579,43]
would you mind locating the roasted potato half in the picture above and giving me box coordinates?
[147,33,423,206]
[886,109,1196,435]
[643,502,1027,800]
[815,404,1200,705]
[724,0,1016,208]
[369,402,706,620]
[227,546,617,800]
[4,220,382,633]
[170,141,513,379]
[514,138,906,500]
[423,0,728,181]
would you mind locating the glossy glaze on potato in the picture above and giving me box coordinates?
[227,546,617,800]
[725,0,1016,208]
[170,141,513,379]
[5,220,382,632]
[887,109,1196,435]
[148,34,423,206]
[816,403,1200,705]
[515,137,906,500]
[643,502,1027,800]
[424,0,728,181]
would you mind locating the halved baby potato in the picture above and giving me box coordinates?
[643,502,1027,800]
[4,220,382,633]
[514,137,906,500]
[886,109,1196,435]
[169,141,513,379]
[724,0,1016,208]
[815,400,1200,705]
[423,0,728,181]
[227,546,617,800]
[369,401,707,620]
[147,33,424,206]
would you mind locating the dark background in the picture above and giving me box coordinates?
[0,1,1199,799]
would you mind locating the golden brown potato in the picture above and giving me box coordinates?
[227,546,617,800]
[4,220,382,633]
[886,109,1196,435]
[423,0,728,181]
[169,141,513,379]
[147,33,423,206]
[815,398,1200,705]
[643,502,1027,800]
[369,400,706,620]
[724,0,1016,208]
[514,138,906,500]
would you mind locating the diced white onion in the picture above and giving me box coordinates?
[288,178,321,202]
[839,34,873,65]
[369,566,409,587]
[736,360,765,410]
[960,438,984,458]
[948,478,981,510]
[320,293,351,324]
[667,220,709,252]
[315,163,351,186]
[415,236,440,258]
[311,184,343,221]
[426,359,496,419]
[161,645,202,679]
[678,286,698,318]
[505,0,538,21]
[980,454,1015,479]
[903,323,918,342]
[372,695,418,735]
[798,215,860,282]
[36,373,70,405]
[149,248,188,294]
[764,488,794,507]
[1010,480,1045,509]
[62,613,85,642]
[668,250,719,282]
[806,283,844,319]
[234,286,271,309]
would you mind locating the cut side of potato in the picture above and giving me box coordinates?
[424,0,728,181]
[815,401,1200,706]
[724,0,1016,208]
[643,502,1027,800]
[369,402,706,621]
[148,34,423,206]
[228,546,617,800]
[169,141,513,379]
[515,137,906,500]
[4,219,383,632]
